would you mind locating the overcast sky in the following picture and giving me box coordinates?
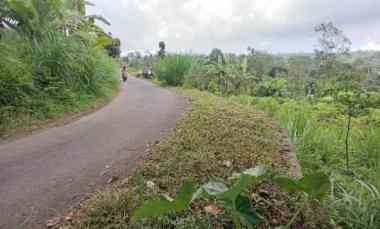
[88,0,380,54]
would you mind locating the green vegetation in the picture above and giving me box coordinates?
[153,54,194,86]
[112,22,380,228]
[132,167,330,229]
[3,7,376,226]
[0,0,120,137]
[230,96,380,228]
[67,91,320,228]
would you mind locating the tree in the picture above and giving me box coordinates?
[158,41,166,58]
[106,37,121,58]
[209,48,225,64]
[314,22,352,74]
[0,0,110,40]
[286,55,314,96]
[246,48,274,80]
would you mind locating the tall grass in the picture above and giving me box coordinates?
[0,30,119,136]
[230,95,380,228]
[328,178,380,229]
[153,54,195,86]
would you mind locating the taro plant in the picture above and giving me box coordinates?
[273,172,330,228]
[132,166,330,229]
[193,166,268,228]
[131,180,196,222]
[131,166,268,228]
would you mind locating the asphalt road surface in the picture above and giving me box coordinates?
[0,77,187,228]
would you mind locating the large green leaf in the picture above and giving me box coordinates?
[274,172,330,201]
[273,177,300,193]
[219,166,267,202]
[131,196,174,222]
[174,180,197,210]
[131,180,196,222]
[299,172,330,200]
[220,174,256,202]
[235,195,261,226]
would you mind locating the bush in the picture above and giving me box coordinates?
[0,32,34,108]
[256,78,289,97]
[153,54,194,86]
[0,30,119,135]
[184,61,257,96]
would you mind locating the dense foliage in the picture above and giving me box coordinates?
[230,95,380,228]
[153,54,194,86]
[0,0,120,136]
[146,22,380,228]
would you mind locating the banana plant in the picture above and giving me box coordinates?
[0,0,38,34]
[0,0,110,37]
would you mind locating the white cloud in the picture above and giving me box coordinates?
[361,42,380,51]
[88,0,380,53]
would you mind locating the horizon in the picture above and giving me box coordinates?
[88,0,380,55]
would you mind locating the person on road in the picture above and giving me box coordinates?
[121,65,128,82]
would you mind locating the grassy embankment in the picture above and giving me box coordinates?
[0,31,120,139]
[230,96,380,228]
[65,90,313,228]
[1,0,123,139]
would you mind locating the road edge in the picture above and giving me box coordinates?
[0,85,122,145]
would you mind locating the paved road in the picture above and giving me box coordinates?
[0,78,187,229]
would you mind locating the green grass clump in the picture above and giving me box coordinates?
[0,30,120,137]
[67,90,301,229]
[153,55,195,86]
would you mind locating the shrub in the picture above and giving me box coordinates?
[256,78,289,97]
[0,30,119,135]
[184,61,257,96]
[0,32,34,108]
[153,54,194,86]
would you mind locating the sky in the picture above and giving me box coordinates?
[88,0,380,55]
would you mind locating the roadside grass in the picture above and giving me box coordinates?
[0,30,121,139]
[65,90,308,229]
[0,41,120,139]
[0,82,120,140]
[229,95,380,228]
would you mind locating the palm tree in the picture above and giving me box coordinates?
[0,0,110,33]
[0,0,114,49]
[0,0,65,38]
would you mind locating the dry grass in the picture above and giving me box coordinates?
[64,90,300,229]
